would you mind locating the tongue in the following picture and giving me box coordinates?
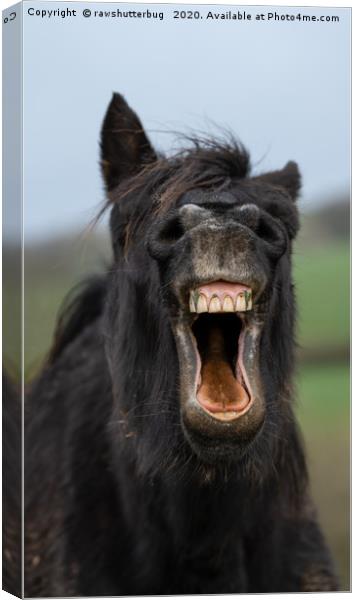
[197,325,250,416]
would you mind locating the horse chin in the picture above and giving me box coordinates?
[172,309,266,462]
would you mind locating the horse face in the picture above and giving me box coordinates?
[102,94,300,464]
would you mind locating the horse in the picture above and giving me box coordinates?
[24,93,338,595]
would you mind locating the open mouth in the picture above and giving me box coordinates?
[189,282,253,422]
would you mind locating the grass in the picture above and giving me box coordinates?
[294,240,350,351]
[296,363,350,589]
[24,277,76,379]
[297,363,350,429]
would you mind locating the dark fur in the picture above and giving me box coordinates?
[25,93,338,595]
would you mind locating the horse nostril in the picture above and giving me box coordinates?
[255,214,286,247]
[157,217,185,245]
[147,216,185,260]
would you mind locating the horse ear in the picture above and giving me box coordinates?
[100,93,157,192]
[253,161,301,200]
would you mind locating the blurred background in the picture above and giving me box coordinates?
[3,1,350,590]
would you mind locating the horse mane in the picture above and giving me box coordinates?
[48,275,108,364]
[107,134,250,213]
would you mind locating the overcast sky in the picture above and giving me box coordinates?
[20,2,350,242]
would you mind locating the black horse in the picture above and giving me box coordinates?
[25,93,338,595]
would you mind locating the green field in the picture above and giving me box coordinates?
[294,240,350,352]
[295,239,350,588]
[296,363,350,588]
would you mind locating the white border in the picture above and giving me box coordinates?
[0,1,352,599]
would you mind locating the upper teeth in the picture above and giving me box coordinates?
[197,295,208,313]
[189,289,253,313]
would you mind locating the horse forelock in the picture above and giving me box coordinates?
[107,135,250,213]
